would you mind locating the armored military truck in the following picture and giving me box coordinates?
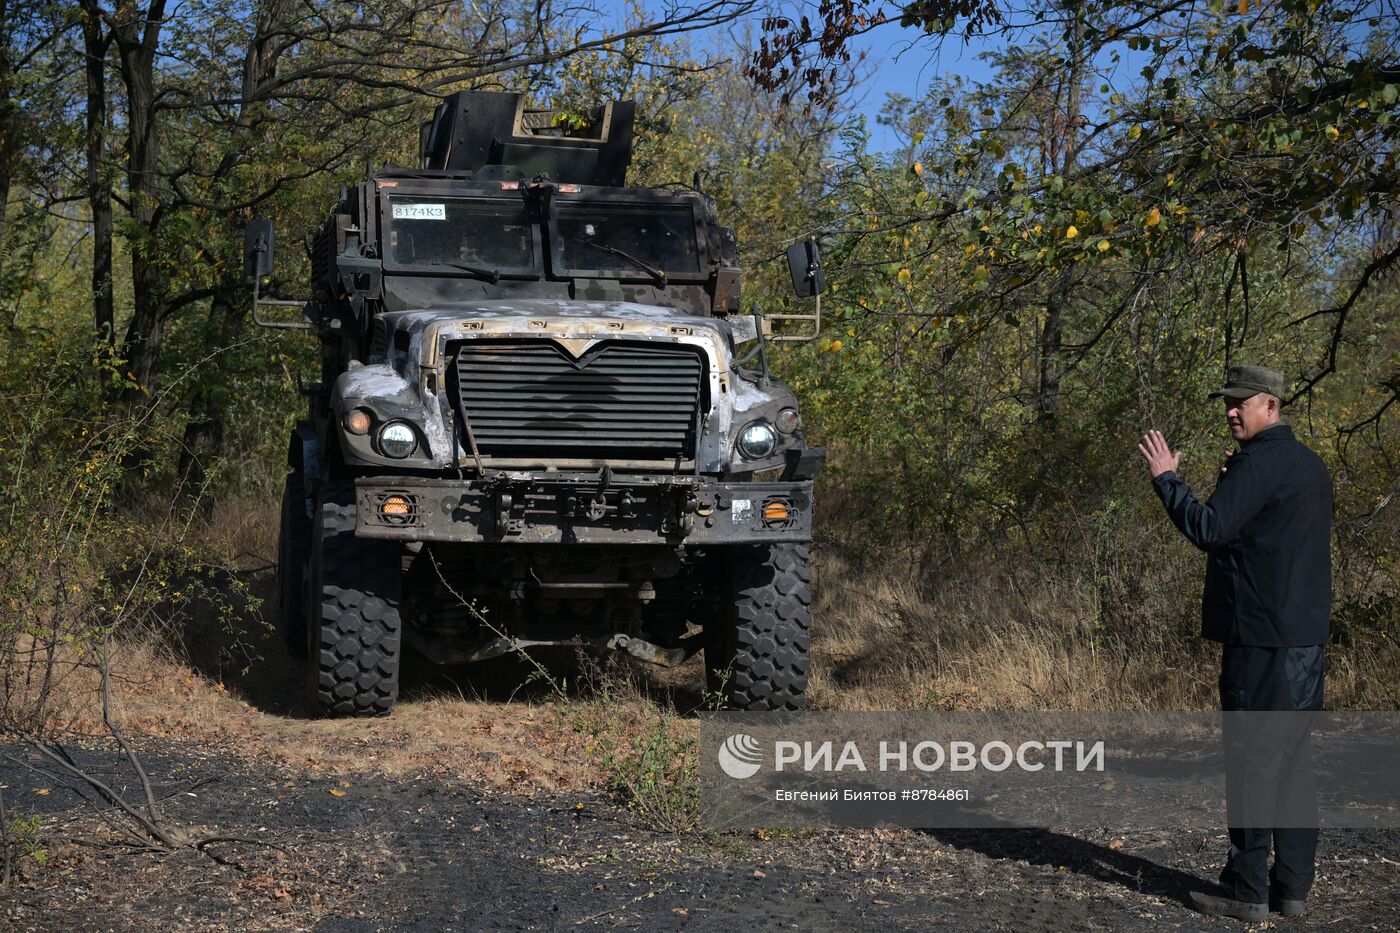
[246,91,825,716]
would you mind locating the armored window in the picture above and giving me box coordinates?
[551,200,704,280]
[384,196,537,274]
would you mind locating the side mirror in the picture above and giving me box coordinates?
[244,219,275,284]
[786,237,825,298]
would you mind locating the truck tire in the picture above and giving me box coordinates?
[276,474,310,658]
[706,543,812,711]
[305,482,402,716]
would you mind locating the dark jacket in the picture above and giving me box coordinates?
[1152,423,1332,646]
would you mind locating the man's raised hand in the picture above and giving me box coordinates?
[1138,429,1180,479]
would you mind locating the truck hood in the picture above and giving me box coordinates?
[377,298,739,349]
[333,299,794,474]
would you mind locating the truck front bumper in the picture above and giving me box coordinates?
[354,472,814,545]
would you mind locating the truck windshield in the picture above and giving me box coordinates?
[554,201,700,276]
[386,197,535,271]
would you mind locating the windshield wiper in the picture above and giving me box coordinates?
[441,261,499,284]
[590,243,667,285]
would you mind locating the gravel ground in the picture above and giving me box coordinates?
[2,742,1397,932]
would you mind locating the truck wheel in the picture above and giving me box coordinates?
[706,544,812,711]
[276,474,310,658]
[305,482,402,716]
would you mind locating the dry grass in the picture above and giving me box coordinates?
[41,631,669,796]
[809,545,1221,711]
[807,503,1400,711]
[10,494,663,796]
[18,486,1397,809]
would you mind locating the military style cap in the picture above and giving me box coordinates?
[1209,364,1287,400]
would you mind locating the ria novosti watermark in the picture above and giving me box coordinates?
[721,737,1105,778]
[700,711,1400,830]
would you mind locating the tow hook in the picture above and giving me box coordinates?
[495,490,521,536]
[678,490,698,533]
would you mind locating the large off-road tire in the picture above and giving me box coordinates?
[276,473,311,658]
[305,482,402,716]
[706,543,812,711]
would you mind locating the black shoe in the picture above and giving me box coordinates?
[1188,890,1268,922]
[1270,893,1306,917]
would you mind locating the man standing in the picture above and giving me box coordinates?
[1138,365,1332,922]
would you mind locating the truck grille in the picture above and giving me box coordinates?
[451,340,705,460]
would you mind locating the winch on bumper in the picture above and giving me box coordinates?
[353,471,816,545]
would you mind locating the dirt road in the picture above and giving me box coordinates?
[3,564,1396,931]
[2,740,1397,931]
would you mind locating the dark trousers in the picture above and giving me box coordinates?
[1218,644,1324,904]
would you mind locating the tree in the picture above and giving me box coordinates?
[0,1,76,313]
[759,0,1399,408]
[60,0,757,487]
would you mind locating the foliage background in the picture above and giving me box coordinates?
[1,0,1396,715]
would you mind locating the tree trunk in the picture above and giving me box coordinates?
[177,284,246,514]
[111,0,168,403]
[0,1,14,295]
[0,166,9,298]
[83,2,114,344]
[1036,290,1063,422]
[1034,8,1084,424]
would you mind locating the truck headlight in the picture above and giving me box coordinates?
[377,421,417,459]
[737,421,777,460]
[344,408,372,435]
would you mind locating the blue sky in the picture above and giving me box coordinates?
[626,2,1005,153]
[846,22,1001,150]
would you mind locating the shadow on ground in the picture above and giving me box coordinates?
[154,564,707,719]
[923,827,1212,907]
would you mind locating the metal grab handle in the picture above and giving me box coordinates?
[766,292,821,343]
[251,278,314,330]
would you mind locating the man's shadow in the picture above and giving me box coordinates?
[920,826,1209,904]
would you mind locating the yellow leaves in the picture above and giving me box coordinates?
[328,789,346,797]
[1032,224,1043,234]
[1237,0,1249,13]
[1064,225,1079,239]
[1325,125,1340,141]
[35,788,50,796]
[1097,239,1111,252]
[1145,207,1162,227]
[911,161,924,176]
[1165,172,1175,187]
[1128,124,1143,141]
[897,268,912,286]
[820,338,844,353]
